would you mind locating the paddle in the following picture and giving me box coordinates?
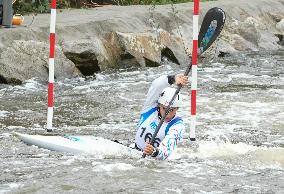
[142,7,226,158]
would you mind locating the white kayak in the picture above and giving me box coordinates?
[13,132,141,157]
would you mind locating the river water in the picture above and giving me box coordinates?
[0,50,283,193]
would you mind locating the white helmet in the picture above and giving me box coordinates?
[158,87,182,108]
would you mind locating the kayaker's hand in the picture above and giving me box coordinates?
[175,74,189,86]
[143,143,154,156]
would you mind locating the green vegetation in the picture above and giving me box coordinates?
[13,0,72,14]
[13,0,216,14]
[114,0,216,6]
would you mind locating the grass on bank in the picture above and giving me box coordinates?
[13,0,216,14]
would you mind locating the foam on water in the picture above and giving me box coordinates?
[172,141,256,159]
[0,183,22,194]
[250,147,284,168]
[0,133,11,138]
[228,73,258,79]
[0,111,9,118]
[14,78,43,92]
[92,162,135,172]
[61,158,76,166]
[172,141,284,168]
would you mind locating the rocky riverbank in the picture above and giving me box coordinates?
[0,0,283,84]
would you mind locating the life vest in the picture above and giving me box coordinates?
[135,106,182,150]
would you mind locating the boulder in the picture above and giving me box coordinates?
[0,40,80,84]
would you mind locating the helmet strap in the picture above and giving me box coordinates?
[157,106,177,121]
[157,106,162,120]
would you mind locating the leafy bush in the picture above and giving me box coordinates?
[113,0,216,6]
[13,0,216,14]
[13,0,76,14]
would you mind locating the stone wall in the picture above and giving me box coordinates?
[0,0,283,84]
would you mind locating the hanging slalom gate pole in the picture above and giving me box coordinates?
[47,0,57,132]
[190,0,199,141]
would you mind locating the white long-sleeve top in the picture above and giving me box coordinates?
[135,75,185,160]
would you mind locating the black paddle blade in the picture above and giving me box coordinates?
[198,7,226,54]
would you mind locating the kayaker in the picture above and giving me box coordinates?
[134,74,188,160]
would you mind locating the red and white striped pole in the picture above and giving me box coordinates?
[190,0,199,141]
[47,0,56,132]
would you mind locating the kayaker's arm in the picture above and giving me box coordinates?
[155,123,185,160]
[142,122,184,160]
[142,75,176,111]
